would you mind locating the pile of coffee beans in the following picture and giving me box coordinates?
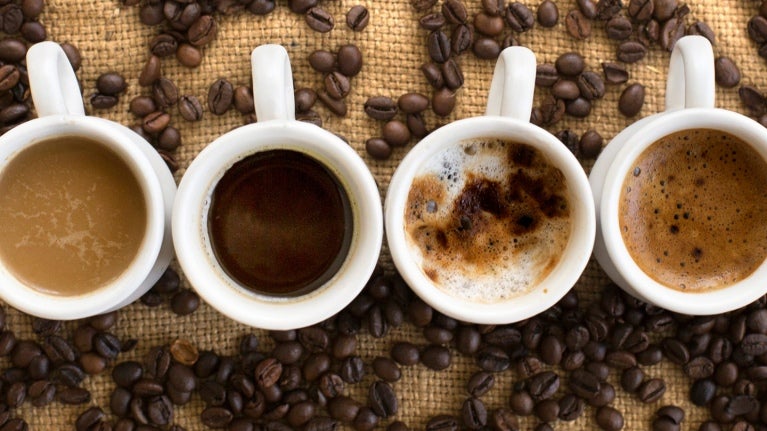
[0,0,59,136]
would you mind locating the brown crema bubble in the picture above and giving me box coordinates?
[0,136,147,296]
[404,140,571,302]
[620,129,767,292]
[208,150,352,296]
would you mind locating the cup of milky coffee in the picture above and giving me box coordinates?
[385,47,596,324]
[173,45,382,330]
[591,35,767,315]
[0,42,176,319]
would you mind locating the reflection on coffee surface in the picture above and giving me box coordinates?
[0,136,148,296]
[405,140,572,303]
[208,150,352,297]
[620,129,767,292]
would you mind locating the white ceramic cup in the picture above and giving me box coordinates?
[590,35,767,315]
[0,41,176,319]
[385,46,595,324]
[173,44,382,330]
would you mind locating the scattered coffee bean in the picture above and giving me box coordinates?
[346,5,369,31]
[208,78,234,115]
[306,7,334,33]
[505,2,535,32]
[565,9,591,39]
[618,83,645,117]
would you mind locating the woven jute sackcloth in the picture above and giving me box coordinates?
[7,0,766,429]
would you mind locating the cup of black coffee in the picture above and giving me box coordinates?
[591,35,767,314]
[0,42,176,319]
[385,46,595,324]
[173,44,382,330]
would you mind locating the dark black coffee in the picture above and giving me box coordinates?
[208,150,352,296]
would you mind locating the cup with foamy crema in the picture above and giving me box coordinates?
[385,46,595,325]
[591,36,767,315]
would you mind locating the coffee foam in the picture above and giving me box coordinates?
[620,129,767,292]
[404,139,572,303]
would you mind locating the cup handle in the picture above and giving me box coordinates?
[665,35,715,111]
[485,46,536,121]
[26,41,85,117]
[251,44,295,122]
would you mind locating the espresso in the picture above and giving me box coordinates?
[208,149,352,296]
[404,139,572,303]
[619,129,767,292]
[0,136,148,296]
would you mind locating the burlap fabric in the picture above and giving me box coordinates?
[8,0,765,429]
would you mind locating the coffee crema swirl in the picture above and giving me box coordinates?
[404,139,572,303]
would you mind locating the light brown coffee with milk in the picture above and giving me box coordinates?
[0,136,147,296]
[404,139,572,303]
[619,129,767,292]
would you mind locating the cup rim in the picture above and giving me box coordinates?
[601,108,767,314]
[385,115,595,324]
[173,120,383,330]
[0,115,165,319]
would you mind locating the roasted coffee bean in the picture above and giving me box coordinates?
[346,5,369,31]
[369,380,397,418]
[142,111,170,135]
[175,43,202,67]
[96,72,127,96]
[391,342,420,365]
[20,21,45,43]
[589,381,616,407]
[289,0,317,14]
[555,52,585,76]
[112,361,143,389]
[255,358,282,389]
[324,72,351,100]
[442,0,467,24]
[146,395,173,426]
[328,396,360,423]
[482,0,504,16]
[382,120,410,147]
[188,15,217,46]
[606,15,633,40]
[655,405,684,426]
[399,93,429,114]
[149,33,177,58]
[177,95,203,121]
[372,357,401,382]
[422,61,443,86]
[596,406,624,431]
[421,345,451,370]
[509,390,534,416]
[602,62,628,84]
[628,0,653,21]
[576,71,605,101]
[558,394,584,421]
[364,96,397,121]
[473,37,501,59]
[76,406,104,431]
[751,16,767,44]
[442,58,464,90]
[660,17,685,51]
[171,289,200,315]
[80,352,106,375]
[420,12,446,30]
[689,379,715,406]
[432,88,456,117]
[133,378,164,397]
[339,356,365,383]
[527,371,559,401]
[303,353,331,382]
[365,138,391,160]
[405,112,428,139]
[537,0,558,27]
[741,334,767,355]
[687,21,715,44]
[535,64,558,87]
[638,378,667,403]
[0,39,25,63]
[201,406,234,428]
[153,77,179,109]
[662,338,690,365]
[579,130,603,158]
[533,399,558,423]
[540,95,565,125]
[739,85,766,114]
[309,50,336,73]
[90,94,118,110]
[0,65,20,93]
[596,0,621,20]
[451,24,473,56]
[475,12,504,36]
[156,126,181,151]
[29,380,55,407]
[617,41,647,63]
[565,9,591,40]
[426,415,458,431]
[294,88,317,113]
[208,78,233,115]
[462,397,487,429]
[428,30,451,63]
[476,346,510,372]
[466,371,494,397]
[58,387,91,404]
[130,96,157,118]
[505,2,534,32]
[569,368,601,400]
[306,7,334,33]
[489,408,518,431]
[539,335,564,365]
[552,80,580,100]
[619,83,645,117]
[337,45,363,77]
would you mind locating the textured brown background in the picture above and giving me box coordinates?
[8,0,767,429]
